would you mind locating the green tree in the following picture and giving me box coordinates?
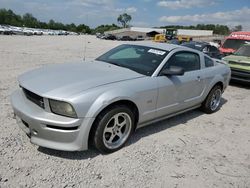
[48,19,56,29]
[0,9,23,26]
[232,25,242,32]
[117,13,132,28]
[0,8,95,33]
[65,23,77,32]
[76,24,91,34]
[92,24,120,34]
[160,24,230,35]
[22,13,38,27]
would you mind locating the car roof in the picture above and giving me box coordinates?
[181,41,210,51]
[132,41,183,51]
[182,41,209,46]
[227,32,250,40]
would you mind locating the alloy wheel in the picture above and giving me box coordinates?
[103,112,132,149]
[210,89,222,111]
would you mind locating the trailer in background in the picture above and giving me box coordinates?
[176,29,213,37]
[155,29,213,43]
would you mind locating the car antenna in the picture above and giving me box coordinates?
[83,14,88,62]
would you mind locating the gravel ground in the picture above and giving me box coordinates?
[0,35,250,188]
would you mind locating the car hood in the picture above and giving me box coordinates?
[18,60,145,99]
[223,55,250,64]
[223,55,250,71]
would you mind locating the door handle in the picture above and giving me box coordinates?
[196,76,201,82]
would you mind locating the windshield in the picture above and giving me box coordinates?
[222,39,250,50]
[166,30,174,35]
[234,45,250,57]
[96,44,169,76]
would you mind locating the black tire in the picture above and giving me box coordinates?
[201,85,222,114]
[91,105,135,153]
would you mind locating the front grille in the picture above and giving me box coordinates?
[22,88,45,109]
[231,67,250,82]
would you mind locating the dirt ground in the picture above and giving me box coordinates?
[0,35,250,188]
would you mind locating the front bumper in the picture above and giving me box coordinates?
[11,89,95,151]
[230,67,250,83]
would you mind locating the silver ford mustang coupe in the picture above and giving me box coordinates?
[11,42,231,153]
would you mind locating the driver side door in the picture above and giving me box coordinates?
[155,51,205,118]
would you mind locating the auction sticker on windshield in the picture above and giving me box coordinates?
[148,49,166,55]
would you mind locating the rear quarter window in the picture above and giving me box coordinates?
[204,56,214,67]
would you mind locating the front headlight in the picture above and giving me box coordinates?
[49,99,77,118]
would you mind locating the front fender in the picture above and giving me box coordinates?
[69,77,157,119]
[85,88,139,118]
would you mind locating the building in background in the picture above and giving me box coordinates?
[104,27,165,38]
[177,29,213,37]
[105,27,213,39]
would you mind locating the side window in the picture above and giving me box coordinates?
[204,56,214,67]
[162,51,200,72]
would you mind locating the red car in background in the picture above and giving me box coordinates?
[220,32,250,56]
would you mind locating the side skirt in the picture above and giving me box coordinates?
[136,104,201,129]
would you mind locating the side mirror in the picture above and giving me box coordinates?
[161,66,184,76]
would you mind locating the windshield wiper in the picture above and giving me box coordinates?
[108,62,142,74]
[109,62,121,66]
[108,62,128,69]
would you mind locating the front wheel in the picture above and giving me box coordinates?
[201,85,222,114]
[92,105,135,153]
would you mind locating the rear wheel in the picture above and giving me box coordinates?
[201,85,222,114]
[92,105,135,153]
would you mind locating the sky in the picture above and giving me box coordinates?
[1,0,250,29]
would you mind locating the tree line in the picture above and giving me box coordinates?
[0,9,121,34]
[0,8,242,35]
[160,25,230,35]
[160,23,243,35]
